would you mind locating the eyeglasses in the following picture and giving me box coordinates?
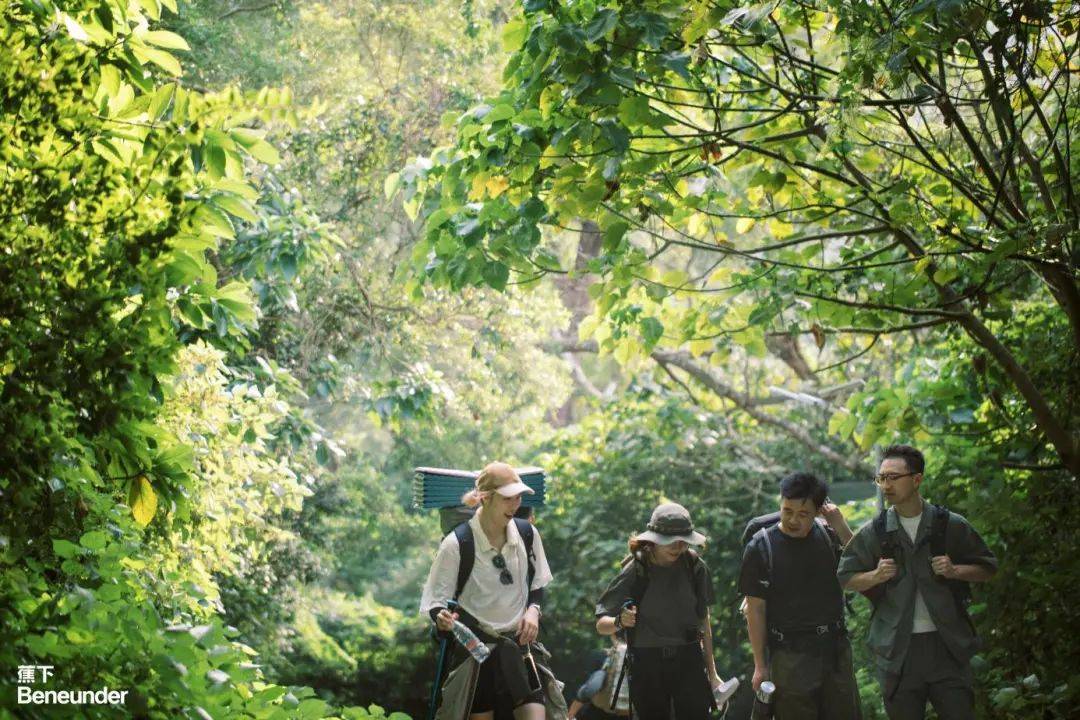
[492,553,513,585]
[873,472,918,486]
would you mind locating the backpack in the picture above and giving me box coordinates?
[451,517,536,602]
[589,641,630,714]
[868,504,972,620]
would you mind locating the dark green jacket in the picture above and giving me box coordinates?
[837,504,997,675]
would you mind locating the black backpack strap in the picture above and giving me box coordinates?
[753,526,774,590]
[513,517,536,590]
[927,504,974,619]
[929,503,950,557]
[872,508,898,559]
[624,553,650,609]
[452,522,474,601]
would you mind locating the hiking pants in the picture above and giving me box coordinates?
[628,643,711,720]
[882,632,974,720]
[770,635,860,720]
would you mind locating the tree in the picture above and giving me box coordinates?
[400,0,1079,478]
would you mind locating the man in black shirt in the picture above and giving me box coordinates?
[738,472,860,720]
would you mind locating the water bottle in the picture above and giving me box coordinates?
[451,620,491,664]
[751,680,775,719]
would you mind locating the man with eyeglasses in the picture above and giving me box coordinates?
[838,445,997,720]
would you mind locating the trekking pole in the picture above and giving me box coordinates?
[426,600,457,720]
[610,601,635,710]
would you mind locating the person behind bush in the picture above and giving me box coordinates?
[594,502,738,720]
[420,462,567,720]
[565,639,629,720]
[738,472,860,720]
[838,444,998,720]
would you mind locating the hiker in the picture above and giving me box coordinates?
[595,502,739,720]
[738,472,860,720]
[420,462,567,720]
[566,638,629,720]
[838,445,998,720]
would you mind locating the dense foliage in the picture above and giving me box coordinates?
[4,1,1077,719]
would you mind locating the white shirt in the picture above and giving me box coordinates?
[419,509,553,634]
[899,513,938,634]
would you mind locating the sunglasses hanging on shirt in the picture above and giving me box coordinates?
[492,553,513,585]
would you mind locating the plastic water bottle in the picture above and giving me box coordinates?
[451,620,491,664]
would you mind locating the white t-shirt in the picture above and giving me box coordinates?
[419,508,553,634]
[899,513,938,634]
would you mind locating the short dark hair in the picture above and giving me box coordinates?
[514,505,535,520]
[881,444,925,474]
[779,472,828,508]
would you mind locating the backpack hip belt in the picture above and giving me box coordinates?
[768,620,846,643]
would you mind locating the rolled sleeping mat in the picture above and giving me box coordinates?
[413,466,546,510]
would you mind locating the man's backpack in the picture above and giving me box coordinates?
[451,517,536,602]
[868,504,972,619]
[589,641,630,714]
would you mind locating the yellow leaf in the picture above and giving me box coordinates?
[486,175,509,198]
[736,217,756,234]
[469,172,489,200]
[62,14,90,43]
[687,212,707,236]
[769,219,795,238]
[540,145,559,169]
[128,475,158,527]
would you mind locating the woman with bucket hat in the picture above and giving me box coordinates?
[420,462,567,720]
[595,502,739,720]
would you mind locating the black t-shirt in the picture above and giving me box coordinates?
[596,554,715,647]
[738,523,843,630]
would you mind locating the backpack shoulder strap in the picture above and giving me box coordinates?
[929,503,950,556]
[872,508,896,556]
[513,517,536,589]
[753,526,774,589]
[626,553,650,607]
[452,522,475,601]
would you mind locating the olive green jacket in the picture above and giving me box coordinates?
[836,505,997,676]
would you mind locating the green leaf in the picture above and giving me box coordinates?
[244,139,280,165]
[52,539,79,559]
[212,194,259,223]
[204,143,226,178]
[640,317,664,350]
[603,220,629,251]
[165,250,205,287]
[131,43,182,76]
[482,261,509,291]
[148,83,175,120]
[79,531,108,552]
[502,19,528,50]
[586,9,619,41]
[142,30,190,51]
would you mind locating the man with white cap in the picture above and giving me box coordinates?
[595,502,738,720]
[421,462,567,720]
